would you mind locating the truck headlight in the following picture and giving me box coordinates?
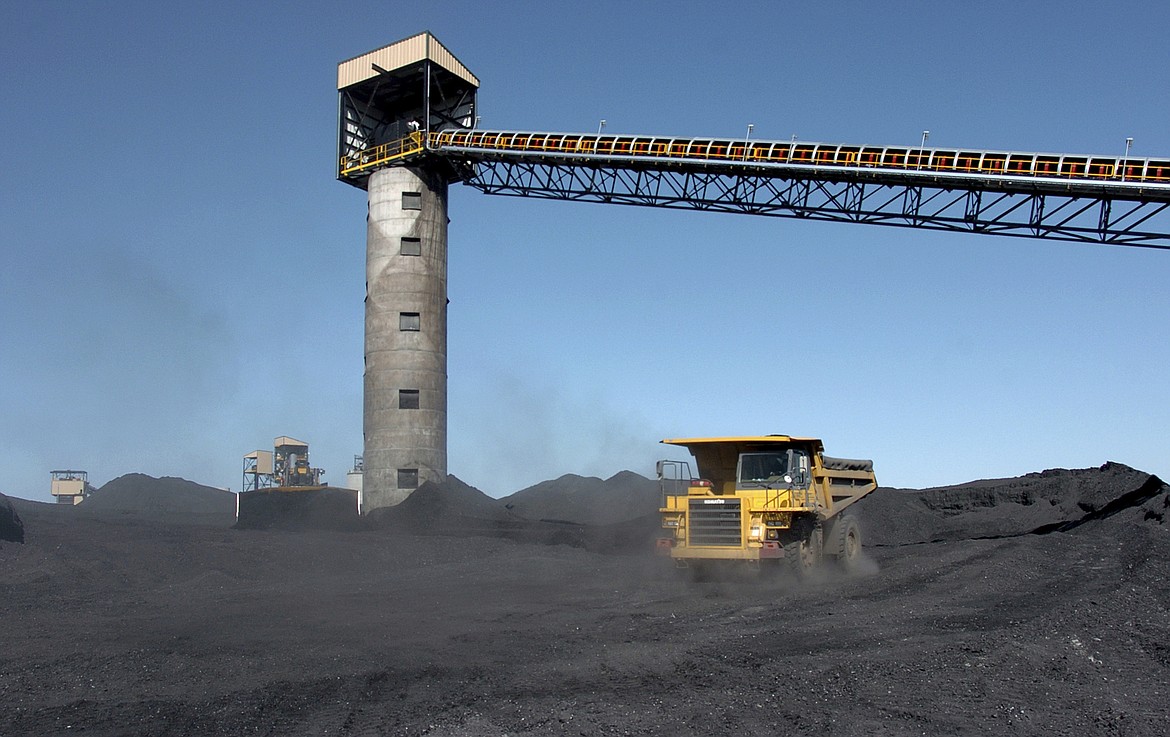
[749,526,762,540]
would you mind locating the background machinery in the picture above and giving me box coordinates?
[242,436,324,492]
[50,470,96,505]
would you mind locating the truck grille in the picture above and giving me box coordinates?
[688,498,742,546]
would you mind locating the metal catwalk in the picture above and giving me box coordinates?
[340,129,1170,249]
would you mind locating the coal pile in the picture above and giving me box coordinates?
[501,471,660,524]
[369,474,514,529]
[0,491,25,543]
[229,473,660,551]
[83,473,237,527]
[228,473,660,552]
[367,476,591,548]
[3,462,1169,736]
[368,477,504,530]
[234,487,361,532]
[366,473,663,552]
[496,471,664,554]
[858,462,1169,546]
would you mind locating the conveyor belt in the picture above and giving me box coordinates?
[338,129,1170,248]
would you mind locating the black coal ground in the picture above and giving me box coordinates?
[2,465,1169,737]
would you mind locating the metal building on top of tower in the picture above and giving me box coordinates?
[337,31,477,189]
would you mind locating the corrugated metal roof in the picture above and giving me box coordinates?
[337,31,479,90]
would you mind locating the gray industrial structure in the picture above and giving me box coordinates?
[363,166,449,506]
[337,33,477,510]
[337,32,1170,512]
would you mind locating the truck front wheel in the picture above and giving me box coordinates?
[784,527,822,578]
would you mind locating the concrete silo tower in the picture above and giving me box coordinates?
[336,33,478,510]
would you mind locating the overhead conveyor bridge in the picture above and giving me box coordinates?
[340,129,1170,249]
[336,31,1170,514]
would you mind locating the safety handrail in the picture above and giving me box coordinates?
[339,131,425,177]
[430,129,1170,187]
[340,128,1170,192]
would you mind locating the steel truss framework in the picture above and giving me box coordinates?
[459,157,1170,250]
[337,62,476,186]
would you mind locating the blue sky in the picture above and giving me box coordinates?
[2,1,1168,501]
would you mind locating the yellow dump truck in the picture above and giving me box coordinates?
[656,436,877,576]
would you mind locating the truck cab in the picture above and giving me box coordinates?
[657,436,876,574]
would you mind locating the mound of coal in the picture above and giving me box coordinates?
[233,487,361,531]
[0,491,25,543]
[366,475,540,534]
[858,462,1168,546]
[366,476,658,552]
[501,471,660,525]
[577,513,662,554]
[82,473,236,526]
[4,467,1169,737]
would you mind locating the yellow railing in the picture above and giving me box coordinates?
[338,131,426,177]
[340,128,1170,187]
[432,129,1170,185]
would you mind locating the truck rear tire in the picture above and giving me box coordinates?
[834,515,862,572]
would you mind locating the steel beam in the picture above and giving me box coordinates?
[460,160,1170,249]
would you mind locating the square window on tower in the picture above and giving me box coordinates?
[402,192,422,210]
[399,389,420,409]
[401,237,421,256]
[397,468,419,489]
[399,312,420,331]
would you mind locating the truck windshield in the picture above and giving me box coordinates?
[738,452,790,486]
